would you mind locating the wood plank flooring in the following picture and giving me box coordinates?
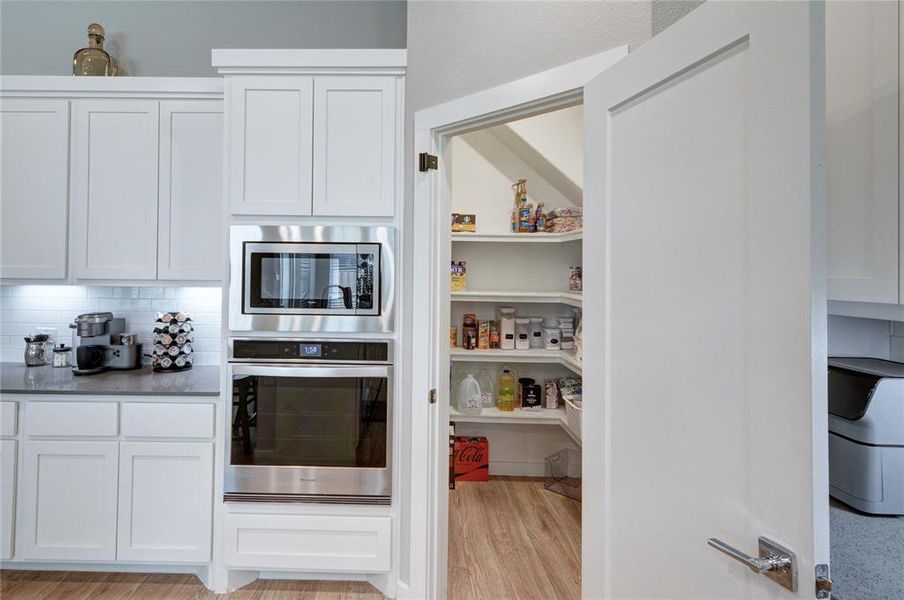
[448,476,581,600]
[0,477,579,600]
[0,572,385,599]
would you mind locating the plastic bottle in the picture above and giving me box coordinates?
[496,367,517,412]
[456,374,483,416]
[476,370,495,408]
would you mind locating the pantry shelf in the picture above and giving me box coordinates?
[451,290,582,307]
[449,405,566,425]
[451,230,583,243]
[450,348,582,375]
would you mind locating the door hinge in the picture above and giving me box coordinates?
[419,152,438,172]
[815,564,832,599]
[429,388,437,404]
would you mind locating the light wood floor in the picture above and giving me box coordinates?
[448,476,581,600]
[0,572,385,599]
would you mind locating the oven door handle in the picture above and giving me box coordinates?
[232,364,392,379]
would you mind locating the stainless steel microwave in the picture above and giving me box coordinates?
[229,225,395,333]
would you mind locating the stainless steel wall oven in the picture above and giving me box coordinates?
[227,338,392,504]
[229,225,394,333]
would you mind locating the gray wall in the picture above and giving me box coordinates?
[652,0,704,36]
[0,0,407,77]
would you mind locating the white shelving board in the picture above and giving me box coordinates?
[451,230,582,243]
[449,406,565,425]
[450,347,582,375]
[451,290,582,307]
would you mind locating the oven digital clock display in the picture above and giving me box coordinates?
[299,343,322,358]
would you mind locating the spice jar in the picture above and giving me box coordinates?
[52,345,71,368]
[515,317,531,350]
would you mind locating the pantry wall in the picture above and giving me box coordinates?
[445,104,585,598]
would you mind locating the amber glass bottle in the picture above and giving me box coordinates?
[73,23,115,76]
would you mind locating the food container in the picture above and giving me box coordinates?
[515,318,531,350]
[544,328,561,351]
[529,317,544,349]
[569,266,583,292]
[450,326,458,348]
[52,345,71,368]
[498,307,516,350]
[545,448,581,501]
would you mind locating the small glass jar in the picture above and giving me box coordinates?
[24,341,47,367]
[514,318,531,350]
[52,345,71,368]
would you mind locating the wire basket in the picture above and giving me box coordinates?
[563,397,582,441]
[545,448,581,501]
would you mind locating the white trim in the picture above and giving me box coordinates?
[212,49,406,75]
[451,230,582,243]
[408,46,627,600]
[451,290,582,307]
[828,300,904,321]
[0,76,222,99]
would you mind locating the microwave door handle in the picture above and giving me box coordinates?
[232,365,392,379]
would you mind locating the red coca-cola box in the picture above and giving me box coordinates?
[453,436,489,482]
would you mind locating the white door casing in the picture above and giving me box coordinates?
[226,76,314,216]
[0,99,70,279]
[583,2,827,598]
[0,439,16,560]
[19,440,119,561]
[158,100,224,281]
[71,99,160,280]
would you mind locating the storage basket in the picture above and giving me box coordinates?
[563,397,582,441]
[545,448,581,501]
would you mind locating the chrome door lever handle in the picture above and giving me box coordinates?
[707,537,798,592]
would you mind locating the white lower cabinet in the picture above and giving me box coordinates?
[1,439,16,560]
[117,442,213,562]
[224,513,391,572]
[19,440,119,561]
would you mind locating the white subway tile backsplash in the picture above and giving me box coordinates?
[0,285,222,366]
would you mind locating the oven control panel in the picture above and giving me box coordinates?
[230,339,389,363]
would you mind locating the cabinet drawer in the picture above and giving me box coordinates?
[121,402,214,439]
[224,513,390,572]
[0,402,17,436]
[26,402,118,437]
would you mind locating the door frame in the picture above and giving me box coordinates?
[406,46,629,600]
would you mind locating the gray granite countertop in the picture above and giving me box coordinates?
[0,363,220,396]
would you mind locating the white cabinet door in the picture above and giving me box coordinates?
[71,100,159,280]
[313,76,398,216]
[583,2,826,598]
[0,99,69,279]
[1,439,16,560]
[117,442,212,562]
[158,100,224,280]
[227,76,313,215]
[826,0,900,304]
[19,440,118,561]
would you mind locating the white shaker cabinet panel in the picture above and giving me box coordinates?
[1,439,16,560]
[117,442,213,562]
[158,100,224,280]
[71,100,159,280]
[19,440,118,561]
[826,0,900,304]
[227,76,313,215]
[0,99,69,279]
[313,77,397,217]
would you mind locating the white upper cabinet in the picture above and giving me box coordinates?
[826,0,900,304]
[158,100,224,280]
[227,76,314,215]
[0,99,69,279]
[313,77,398,216]
[71,99,160,280]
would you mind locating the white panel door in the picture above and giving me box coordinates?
[227,76,313,215]
[0,99,69,279]
[313,76,397,216]
[117,441,213,562]
[583,2,827,599]
[71,100,159,280]
[158,100,224,280]
[826,0,899,304]
[1,439,16,559]
[19,440,118,561]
